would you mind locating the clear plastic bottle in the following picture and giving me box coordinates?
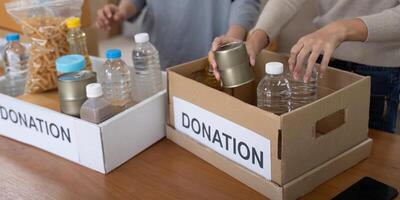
[289,65,318,109]
[0,75,5,94]
[102,49,134,114]
[257,62,291,115]
[66,17,92,70]
[131,33,162,102]
[2,33,28,97]
[80,83,114,124]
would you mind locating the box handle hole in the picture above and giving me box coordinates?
[315,109,346,138]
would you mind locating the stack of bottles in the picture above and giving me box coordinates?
[2,33,29,97]
[0,30,164,125]
[257,62,317,115]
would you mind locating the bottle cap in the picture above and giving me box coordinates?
[266,62,284,75]
[66,17,81,29]
[56,54,85,73]
[86,83,103,98]
[106,49,122,59]
[6,33,20,42]
[134,33,150,43]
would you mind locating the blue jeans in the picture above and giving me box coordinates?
[328,59,400,133]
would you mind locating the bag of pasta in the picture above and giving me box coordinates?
[6,0,84,93]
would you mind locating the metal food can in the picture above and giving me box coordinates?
[58,70,97,117]
[215,42,255,88]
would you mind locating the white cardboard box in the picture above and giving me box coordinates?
[0,57,167,173]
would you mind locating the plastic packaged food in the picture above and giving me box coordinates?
[6,0,84,94]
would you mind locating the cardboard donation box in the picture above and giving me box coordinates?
[0,57,167,174]
[167,50,372,200]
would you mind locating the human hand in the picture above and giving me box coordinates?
[96,4,126,31]
[288,21,348,83]
[208,30,268,80]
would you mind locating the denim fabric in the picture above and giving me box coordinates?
[328,59,400,133]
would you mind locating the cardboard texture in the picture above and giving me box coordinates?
[0,57,167,173]
[166,50,371,198]
[167,126,372,200]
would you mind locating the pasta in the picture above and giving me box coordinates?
[22,17,69,93]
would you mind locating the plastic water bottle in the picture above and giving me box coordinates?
[2,33,28,97]
[102,49,134,114]
[131,33,162,102]
[0,75,5,94]
[257,62,291,115]
[289,65,318,109]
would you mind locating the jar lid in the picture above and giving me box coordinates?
[266,62,284,75]
[6,33,20,42]
[134,33,150,43]
[106,49,122,59]
[66,17,81,29]
[56,54,85,73]
[86,83,103,98]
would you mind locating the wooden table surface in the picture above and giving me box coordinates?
[0,129,399,200]
[0,92,399,200]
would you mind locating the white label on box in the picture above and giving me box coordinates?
[0,94,86,162]
[173,97,271,180]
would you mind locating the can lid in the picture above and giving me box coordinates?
[134,33,150,43]
[106,49,122,59]
[66,17,81,29]
[86,83,103,98]
[266,62,284,75]
[56,54,85,73]
[6,33,20,42]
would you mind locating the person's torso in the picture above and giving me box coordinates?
[314,0,399,28]
[141,0,234,69]
[313,0,400,67]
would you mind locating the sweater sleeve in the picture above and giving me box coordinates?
[253,0,309,40]
[130,0,146,11]
[229,0,261,32]
[358,4,400,42]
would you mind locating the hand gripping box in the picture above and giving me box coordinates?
[0,57,167,174]
[166,50,372,199]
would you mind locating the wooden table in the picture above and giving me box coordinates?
[0,129,399,200]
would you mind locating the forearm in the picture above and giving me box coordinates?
[358,4,400,42]
[254,0,307,41]
[226,25,247,40]
[247,30,270,54]
[333,19,368,42]
[118,0,138,19]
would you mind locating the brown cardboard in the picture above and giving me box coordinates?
[167,126,372,200]
[167,50,371,186]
